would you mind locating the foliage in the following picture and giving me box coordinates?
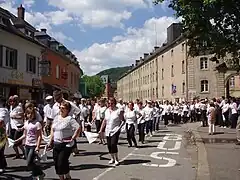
[81,75,105,98]
[154,0,240,63]
[97,66,131,83]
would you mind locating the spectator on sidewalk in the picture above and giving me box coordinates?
[207,102,216,135]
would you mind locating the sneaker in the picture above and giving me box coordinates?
[114,161,119,166]
[108,159,114,164]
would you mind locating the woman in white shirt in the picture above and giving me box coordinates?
[207,102,216,135]
[144,101,154,137]
[9,95,25,159]
[100,98,124,166]
[124,102,140,148]
[137,102,145,144]
[230,97,238,129]
[49,101,81,180]
[222,99,230,128]
[0,96,9,172]
[93,99,107,144]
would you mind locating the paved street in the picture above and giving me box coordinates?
[198,126,240,180]
[0,124,197,180]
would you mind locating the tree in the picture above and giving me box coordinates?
[82,75,105,98]
[154,0,240,69]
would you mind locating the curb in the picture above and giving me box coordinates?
[185,123,210,180]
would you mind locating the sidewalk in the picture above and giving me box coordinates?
[186,122,240,180]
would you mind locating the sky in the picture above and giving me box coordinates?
[0,0,180,75]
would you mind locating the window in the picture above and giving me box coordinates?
[182,82,185,94]
[229,76,235,88]
[0,46,2,67]
[5,47,17,69]
[171,49,173,57]
[182,61,185,74]
[161,68,164,80]
[71,72,73,85]
[200,57,208,70]
[162,86,164,97]
[201,80,209,92]
[56,65,60,79]
[26,54,36,73]
[171,65,174,77]
[153,88,155,96]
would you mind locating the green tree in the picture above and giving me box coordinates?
[154,0,240,68]
[82,75,105,98]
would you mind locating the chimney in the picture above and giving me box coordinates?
[154,46,159,51]
[41,29,47,33]
[144,53,149,59]
[140,57,143,62]
[135,60,140,66]
[17,4,25,20]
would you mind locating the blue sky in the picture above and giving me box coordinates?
[0,0,179,75]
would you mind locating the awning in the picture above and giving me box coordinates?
[51,85,70,93]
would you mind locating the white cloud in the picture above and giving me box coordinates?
[47,0,153,28]
[74,16,178,75]
[53,32,74,43]
[23,0,35,8]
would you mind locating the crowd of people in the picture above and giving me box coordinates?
[0,92,240,179]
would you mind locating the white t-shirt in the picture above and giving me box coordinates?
[10,105,24,129]
[24,120,42,146]
[105,107,122,136]
[137,109,145,124]
[43,104,54,122]
[95,106,107,120]
[230,102,237,114]
[124,109,137,125]
[143,106,153,121]
[52,115,80,143]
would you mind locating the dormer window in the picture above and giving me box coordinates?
[0,17,7,26]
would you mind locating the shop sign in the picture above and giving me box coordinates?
[8,70,25,85]
[32,78,41,87]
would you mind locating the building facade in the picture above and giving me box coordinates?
[0,5,44,101]
[117,23,236,102]
[0,5,82,101]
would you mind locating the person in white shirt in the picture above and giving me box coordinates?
[92,99,107,144]
[207,102,216,135]
[144,101,154,137]
[116,99,126,112]
[79,98,90,132]
[48,101,80,180]
[137,102,146,144]
[9,95,25,159]
[162,101,171,126]
[194,99,201,122]
[53,90,81,156]
[222,99,230,128]
[200,100,208,127]
[100,98,124,166]
[124,102,140,148]
[230,97,238,129]
[43,96,54,136]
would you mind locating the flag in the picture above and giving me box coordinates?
[84,131,99,144]
[172,84,177,94]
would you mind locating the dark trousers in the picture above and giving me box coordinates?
[231,113,238,129]
[25,145,43,177]
[126,124,137,147]
[163,115,169,125]
[153,117,158,131]
[202,110,207,127]
[138,123,145,143]
[223,111,230,127]
[53,143,72,175]
[106,131,120,154]
[146,120,153,135]
[190,111,196,122]
[0,146,7,169]
[95,120,102,133]
[196,113,201,122]
[173,113,180,124]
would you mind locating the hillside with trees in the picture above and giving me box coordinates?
[96,66,131,83]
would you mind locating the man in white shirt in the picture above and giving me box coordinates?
[43,95,54,136]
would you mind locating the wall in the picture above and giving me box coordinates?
[68,62,80,94]
[0,29,43,99]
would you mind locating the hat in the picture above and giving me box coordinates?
[45,95,53,100]
[81,98,86,101]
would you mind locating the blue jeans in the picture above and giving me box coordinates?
[25,145,44,177]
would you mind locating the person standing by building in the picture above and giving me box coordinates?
[99,97,124,166]
[137,102,146,144]
[43,96,54,136]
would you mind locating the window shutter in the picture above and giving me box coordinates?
[26,54,28,72]
[14,50,17,69]
[0,46,2,67]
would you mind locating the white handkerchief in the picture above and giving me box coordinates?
[84,131,99,144]
[40,145,48,162]
[8,138,15,147]
[43,135,51,143]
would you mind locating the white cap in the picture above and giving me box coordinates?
[45,95,53,100]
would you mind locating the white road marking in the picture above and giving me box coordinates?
[93,148,138,180]
[157,141,181,151]
[142,156,176,168]
[163,134,182,141]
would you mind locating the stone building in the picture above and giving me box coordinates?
[117,23,239,102]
